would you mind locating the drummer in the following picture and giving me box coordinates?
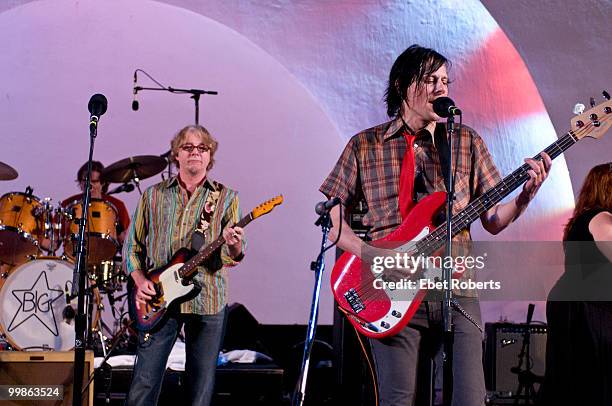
[61,161,131,244]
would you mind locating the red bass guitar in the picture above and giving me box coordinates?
[331,99,611,338]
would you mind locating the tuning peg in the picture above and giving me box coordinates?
[573,103,585,115]
[603,90,610,101]
[590,97,596,108]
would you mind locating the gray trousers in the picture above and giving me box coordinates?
[369,298,485,406]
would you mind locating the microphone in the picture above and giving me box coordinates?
[64,282,72,304]
[132,70,139,111]
[108,183,135,195]
[62,305,76,323]
[315,197,342,215]
[433,96,461,117]
[88,93,108,132]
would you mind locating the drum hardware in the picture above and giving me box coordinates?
[88,259,125,293]
[107,182,136,195]
[160,150,173,179]
[0,161,18,181]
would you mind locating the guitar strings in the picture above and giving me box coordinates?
[344,114,610,320]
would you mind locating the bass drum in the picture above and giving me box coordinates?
[0,257,95,351]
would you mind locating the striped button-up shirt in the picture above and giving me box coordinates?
[123,176,244,315]
[320,116,502,296]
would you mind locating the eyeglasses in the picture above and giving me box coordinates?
[180,144,210,153]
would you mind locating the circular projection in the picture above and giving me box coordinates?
[0,0,344,324]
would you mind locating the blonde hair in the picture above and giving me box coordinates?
[169,125,218,170]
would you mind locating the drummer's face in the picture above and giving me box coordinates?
[80,171,103,198]
[177,131,210,177]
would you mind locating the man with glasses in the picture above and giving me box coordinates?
[124,125,245,405]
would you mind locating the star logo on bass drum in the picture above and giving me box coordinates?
[8,271,64,336]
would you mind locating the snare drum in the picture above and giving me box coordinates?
[0,192,44,265]
[90,259,125,293]
[63,199,119,264]
[0,258,76,350]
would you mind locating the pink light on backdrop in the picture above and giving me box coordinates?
[454,28,547,125]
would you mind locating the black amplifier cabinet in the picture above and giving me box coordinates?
[484,322,547,397]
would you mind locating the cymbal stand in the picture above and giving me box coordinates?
[160,150,173,179]
[128,169,143,194]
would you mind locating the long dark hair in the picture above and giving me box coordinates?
[384,44,450,117]
[563,162,612,241]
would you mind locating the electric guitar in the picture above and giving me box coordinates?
[128,195,283,332]
[331,98,612,339]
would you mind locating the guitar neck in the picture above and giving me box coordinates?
[179,213,253,279]
[416,130,579,254]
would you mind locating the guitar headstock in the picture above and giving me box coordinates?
[570,97,612,140]
[252,195,284,219]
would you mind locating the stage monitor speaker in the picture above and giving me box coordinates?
[485,323,547,396]
[0,350,94,406]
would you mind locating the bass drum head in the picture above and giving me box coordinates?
[0,258,75,351]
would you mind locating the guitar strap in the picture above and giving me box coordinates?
[434,123,474,198]
[192,181,225,251]
[434,123,451,190]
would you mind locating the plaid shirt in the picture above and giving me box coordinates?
[320,116,502,296]
[123,177,244,315]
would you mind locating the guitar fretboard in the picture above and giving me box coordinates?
[179,213,253,279]
[414,130,578,256]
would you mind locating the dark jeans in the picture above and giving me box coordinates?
[369,298,485,406]
[126,307,227,406]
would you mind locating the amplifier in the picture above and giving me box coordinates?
[0,350,94,406]
[484,323,547,397]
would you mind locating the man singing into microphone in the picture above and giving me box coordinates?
[123,125,245,406]
[320,45,552,405]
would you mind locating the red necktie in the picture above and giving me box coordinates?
[399,130,416,220]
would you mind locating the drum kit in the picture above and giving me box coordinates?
[0,155,168,353]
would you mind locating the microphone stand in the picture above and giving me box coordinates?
[442,113,456,406]
[292,211,333,406]
[511,304,541,405]
[134,85,217,125]
[72,118,97,406]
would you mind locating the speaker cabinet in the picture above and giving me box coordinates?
[0,350,94,406]
[485,323,547,397]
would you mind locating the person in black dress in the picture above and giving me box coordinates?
[542,162,612,406]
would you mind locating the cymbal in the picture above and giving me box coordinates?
[0,161,18,180]
[102,155,167,183]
